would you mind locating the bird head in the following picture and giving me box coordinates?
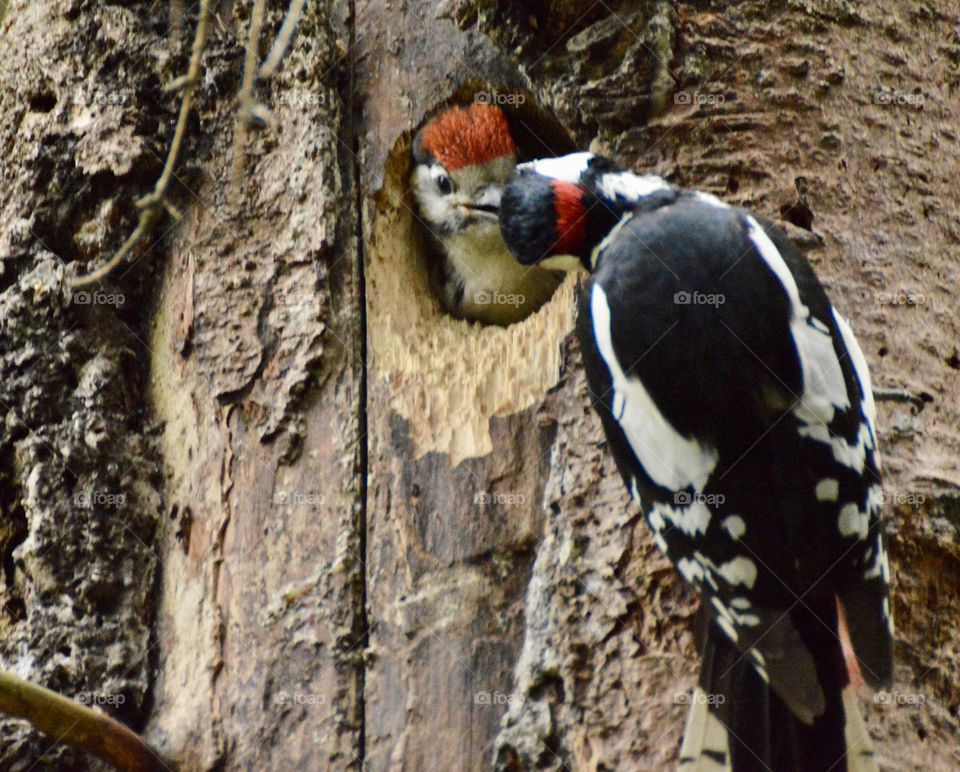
[411,103,518,244]
[499,152,676,271]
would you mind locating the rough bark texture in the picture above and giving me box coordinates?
[144,2,365,770]
[0,1,171,768]
[0,0,958,770]
[1,0,364,769]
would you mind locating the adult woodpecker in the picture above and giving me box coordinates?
[499,152,892,771]
[410,103,563,325]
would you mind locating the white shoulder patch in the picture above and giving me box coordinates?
[693,191,731,209]
[591,284,719,492]
[792,311,878,476]
[744,216,850,425]
[518,152,594,182]
[595,171,671,202]
[832,309,879,439]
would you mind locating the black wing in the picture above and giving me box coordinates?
[577,192,891,721]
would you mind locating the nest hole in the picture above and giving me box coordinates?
[367,85,579,465]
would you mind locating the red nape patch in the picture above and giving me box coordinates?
[418,103,517,171]
[551,180,588,256]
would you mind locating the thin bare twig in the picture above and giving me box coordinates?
[0,670,170,771]
[70,0,213,287]
[230,0,269,183]
[873,387,927,412]
[258,0,308,79]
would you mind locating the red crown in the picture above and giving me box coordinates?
[418,103,517,171]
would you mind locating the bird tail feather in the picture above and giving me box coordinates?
[678,607,878,772]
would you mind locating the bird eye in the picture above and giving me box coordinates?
[436,173,453,195]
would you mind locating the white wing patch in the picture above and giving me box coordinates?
[716,557,758,589]
[518,152,594,182]
[591,284,719,492]
[647,507,669,553]
[749,648,769,682]
[680,551,761,598]
[863,537,890,582]
[651,501,712,537]
[815,478,840,502]
[744,217,850,426]
[678,557,706,586]
[838,485,884,539]
[838,503,868,539]
[711,597,740,643]
[721,516,746,540]
[798,422,874,473]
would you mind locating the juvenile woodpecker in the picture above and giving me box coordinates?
[500,152,892,772]
[410,103,563,325]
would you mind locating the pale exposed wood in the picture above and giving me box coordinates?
[367,137,576,465]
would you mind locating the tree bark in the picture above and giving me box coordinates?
[0,1,958,770]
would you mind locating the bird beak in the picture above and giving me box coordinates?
[461,185,502,221]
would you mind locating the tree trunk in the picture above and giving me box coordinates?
[0,1,958,770]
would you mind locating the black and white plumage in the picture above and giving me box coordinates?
[499,153,893,771]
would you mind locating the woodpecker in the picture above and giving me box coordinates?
[499,153,893,771]
[410,103,563,325]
